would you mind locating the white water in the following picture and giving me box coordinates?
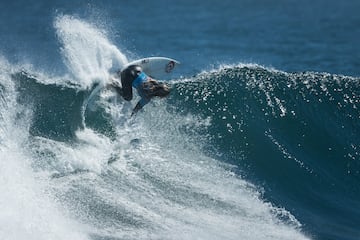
[0,59,88,240]
[54,15,128,89]
[0,15,311,240]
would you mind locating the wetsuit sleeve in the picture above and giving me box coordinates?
[120,69,133,101]
[120,78,133,101]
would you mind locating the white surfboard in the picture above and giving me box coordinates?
[123,57,180,80]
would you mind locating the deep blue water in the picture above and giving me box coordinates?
[0,1,359,240]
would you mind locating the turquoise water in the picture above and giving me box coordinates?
[0,1,359,240]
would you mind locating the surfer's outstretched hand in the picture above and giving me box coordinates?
[106,79,124,97]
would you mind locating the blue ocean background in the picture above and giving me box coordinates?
[0,1,359,240]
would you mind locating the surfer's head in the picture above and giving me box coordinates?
[118,65,142,78]
[142,80,171,99]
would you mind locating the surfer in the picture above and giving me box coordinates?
[110,65,171,116]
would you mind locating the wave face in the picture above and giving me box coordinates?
[170,66,360,239]
[1,14,359,240]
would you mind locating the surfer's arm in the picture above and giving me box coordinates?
[106,79,124,97]
[120,79,133,101]
[131,98,150,116]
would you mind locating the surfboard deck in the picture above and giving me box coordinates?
[123,57,180,80]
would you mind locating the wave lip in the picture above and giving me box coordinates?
[54,14,128,89]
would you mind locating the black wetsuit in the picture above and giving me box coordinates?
[115,65,150,115]
[119,65,140,100]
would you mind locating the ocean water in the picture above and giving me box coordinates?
[0,1,359,240]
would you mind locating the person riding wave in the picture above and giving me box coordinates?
[110,65,171,116]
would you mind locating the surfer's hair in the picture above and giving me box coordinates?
[142,80,171,98]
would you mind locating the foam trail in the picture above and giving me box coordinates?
[54,15,128,88]
[31,128,114,175]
